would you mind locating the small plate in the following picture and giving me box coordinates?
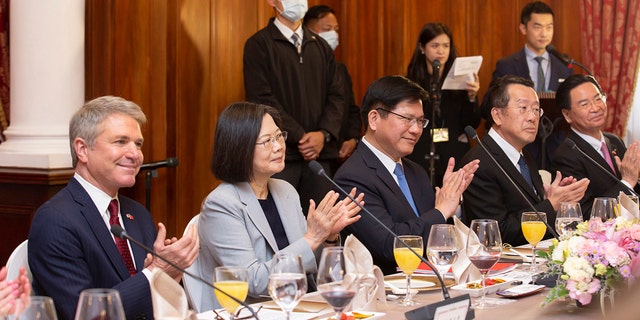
[383,274,455,292]
[496,284,545,298]
[450,277,512,297]
[321,311,386,319]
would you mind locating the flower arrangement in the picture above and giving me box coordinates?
[540,217,640,309]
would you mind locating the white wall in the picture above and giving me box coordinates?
[624,69,640,145]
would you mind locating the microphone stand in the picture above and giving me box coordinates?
[144,170,157,212]
[426,61,441,186]
[110,225,260,319]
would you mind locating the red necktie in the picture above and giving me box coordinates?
[600,142,616,173]
[108,199,136,276]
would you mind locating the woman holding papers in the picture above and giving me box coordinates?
[406,22,482,186]
[193,102,363,311]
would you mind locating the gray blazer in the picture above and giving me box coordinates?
[194,178,317,311]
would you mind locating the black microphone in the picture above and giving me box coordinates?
[308,161,451,300]
[565,138,639,197]
[464,126,559,240]
[110,225,260,319]
[431,60,441,94]
[139,157,179,170]
[545,45,594,76]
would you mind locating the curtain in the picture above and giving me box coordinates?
[580,0,640,137]
[624,68,640,145]
[0,0,8,141]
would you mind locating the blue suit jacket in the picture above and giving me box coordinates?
[333,142,446,274]
[492,48,573,91]
[28,177,157,320]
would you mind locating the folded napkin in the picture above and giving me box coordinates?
[150,269,198,320]
[451,216,481,284]
[344,235,386,311]
[618,192,639,221]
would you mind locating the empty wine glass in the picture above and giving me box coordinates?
[590,197,617,222]
[466,219,502,309]
[555,202,583,236]
[393,235,423,306]
[426,225,459,280]
[317,247,358,320]
[74,288,125,320]
[13,296,57,320]
[521,212,547,273]
[268,253,307,320]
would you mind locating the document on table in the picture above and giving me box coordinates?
[441,56,483,90]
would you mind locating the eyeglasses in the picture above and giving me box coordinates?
[509,106,544,117]
[375,108,429,128]
[575,94,607,110]
[213,305,263,320]
[255,131,288,148]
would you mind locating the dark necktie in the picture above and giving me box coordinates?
[534,56,545,92]
[109,199,136,276]
[394,163,419,217]
[518,155,536,191]
[291,33,301,54]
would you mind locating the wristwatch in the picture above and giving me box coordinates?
[320,129,331,142]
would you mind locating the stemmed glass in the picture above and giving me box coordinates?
[74,288,125,320]
[426,225,459,281]
[393,235,423,306]
[214,266,249,320]
[466,219,502,309]
[268,253,307,320]
[13,296,57,320]
[590,197,617,222]
[555,202,583,236]
[317,247,358,320]
[521,212,547,274]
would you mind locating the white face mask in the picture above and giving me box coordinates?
[277,0,308,22]
[318,30,339,51]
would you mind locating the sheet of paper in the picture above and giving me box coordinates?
[441,56,483,90]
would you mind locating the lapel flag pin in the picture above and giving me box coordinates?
[126,213,135,221]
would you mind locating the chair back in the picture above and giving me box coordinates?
[182,214,203,312]
[5,239,32,295]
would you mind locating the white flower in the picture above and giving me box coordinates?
[552,240,569,262]
[563,256,594,282]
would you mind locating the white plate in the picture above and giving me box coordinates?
[384,278,436,289]
[450,278,513,297]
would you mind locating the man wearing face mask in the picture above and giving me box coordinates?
[304,5,362,169]
[244,0,345,215]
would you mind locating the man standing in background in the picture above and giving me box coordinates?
[243,0,345,214]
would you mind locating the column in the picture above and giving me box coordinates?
[0,0,84,169]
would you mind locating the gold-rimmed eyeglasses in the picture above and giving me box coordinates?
[375,108,429,128]
[213,305,263,320]
[575,94,606,110]
[509,106,544,117]
[256,131,288,148]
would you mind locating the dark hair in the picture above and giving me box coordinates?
[210,102,282,183]
[406,23,457,90]
[303,5,335,28]
[556,74,604,110]
[481,75,535,129]
[360,75,428,129]
[521,1,554,25]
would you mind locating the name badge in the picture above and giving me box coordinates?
[431,128,449,143]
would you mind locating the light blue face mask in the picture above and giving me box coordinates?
[277,0,308,22]
[318,30,339,51]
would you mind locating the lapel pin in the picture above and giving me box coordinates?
[126,213,135,221]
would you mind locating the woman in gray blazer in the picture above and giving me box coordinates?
[193,102,363,312]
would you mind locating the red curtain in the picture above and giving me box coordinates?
[580,0,640,137]
[0,0,8,139]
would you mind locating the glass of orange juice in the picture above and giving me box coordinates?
[521,212,547,274]
[214,266,249,319]
[393,235,423,306]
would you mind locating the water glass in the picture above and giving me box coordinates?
[590,197,617,222]
[268,253,307,320]
[13,296,57,320]
[74,288,125,320]
[555,202,583,236]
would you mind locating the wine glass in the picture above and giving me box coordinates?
[521,212,547,274]
[74,288,125,320]
[393,235,423,306]
[316,247,358,320]
[13,296,57,320]
[466,219,502,309]
[590,197,617,222]
[214,266,249,320]
[426,225,459,281]
[268,253,307,320]
[555,202,583,236]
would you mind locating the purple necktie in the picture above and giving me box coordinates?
[600,142,616,173]
[109,199,136,276]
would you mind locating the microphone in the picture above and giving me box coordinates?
[565,138,639,197]
[545,45,594,76]
[464,126,559,240]
[431,60,441,93]
[308,161,451,300]
[140,157,179,170]
[110,225,260,319]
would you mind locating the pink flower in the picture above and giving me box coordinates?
[567,278,600,305]
[630,224,640,241]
